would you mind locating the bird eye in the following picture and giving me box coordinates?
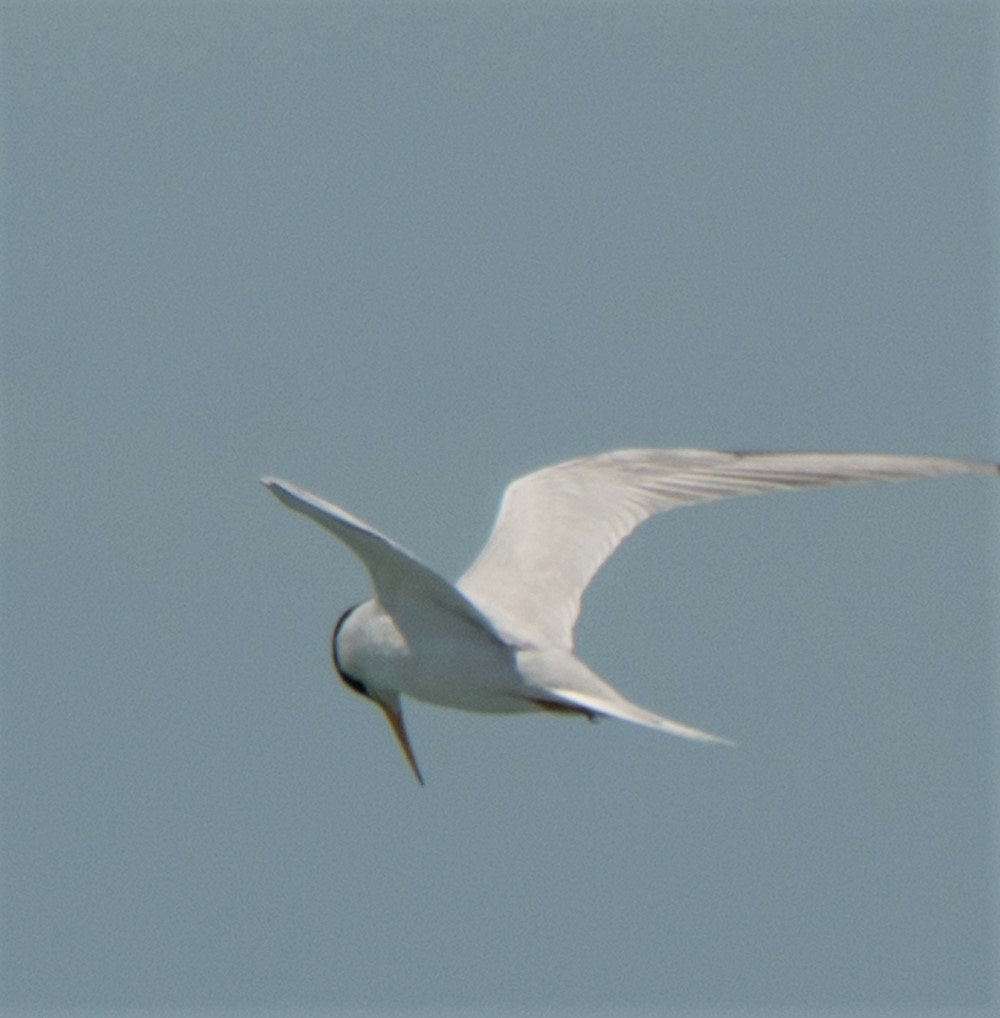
[331,604,370,698]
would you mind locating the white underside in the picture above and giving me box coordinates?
[336,599,540,713]
[336,599,729,742]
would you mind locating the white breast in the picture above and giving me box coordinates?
[336,599,536,714]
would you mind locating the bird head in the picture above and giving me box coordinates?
[331,606,424,785]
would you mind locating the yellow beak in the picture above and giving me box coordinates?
[372,692,424,786]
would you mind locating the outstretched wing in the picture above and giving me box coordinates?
[457,449,997,649]
[262,477,496,638]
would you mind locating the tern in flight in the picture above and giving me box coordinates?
[263,449,996,784]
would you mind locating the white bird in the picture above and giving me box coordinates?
[262,449,996,784]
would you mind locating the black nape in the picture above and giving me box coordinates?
[331,604,369,698]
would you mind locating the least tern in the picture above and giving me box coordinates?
[263,449,996,784]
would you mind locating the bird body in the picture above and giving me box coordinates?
[335,598,528,715]
[263,448,997,784]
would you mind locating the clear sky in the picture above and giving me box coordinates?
[1,2,996,1015]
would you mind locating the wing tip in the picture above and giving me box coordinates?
[261,475,294,498]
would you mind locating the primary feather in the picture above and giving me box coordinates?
[457,450,996,648]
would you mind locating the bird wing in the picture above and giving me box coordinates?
[457,449,997,649]
[262,477,498,638]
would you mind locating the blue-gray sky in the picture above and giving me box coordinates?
[1,2,996,1014]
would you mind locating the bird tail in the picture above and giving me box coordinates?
[516,648,734,746]
[547,686,735,746]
